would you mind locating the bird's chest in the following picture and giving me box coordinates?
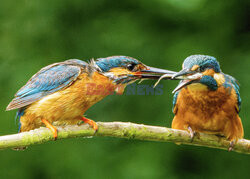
[178,86,230,117]
[175,85,237,133]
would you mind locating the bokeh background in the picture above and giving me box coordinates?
[0,0,250,178]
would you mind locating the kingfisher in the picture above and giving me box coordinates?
[6,56,175,139]
[156,55,243,148]
[171,55,244,148]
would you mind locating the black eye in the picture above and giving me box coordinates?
[127,63,137,71]
[199,66,207,72]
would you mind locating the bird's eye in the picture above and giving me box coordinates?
[127,63,137,71]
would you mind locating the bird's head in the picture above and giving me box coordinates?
[93,56,175,84]
[172,55,222,93]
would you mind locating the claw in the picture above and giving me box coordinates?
[41,119,58,140]
[228,140,235,152]
[81,117,98,131]
[187,126,196,142]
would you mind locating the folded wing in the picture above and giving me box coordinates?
[6,60,88,110]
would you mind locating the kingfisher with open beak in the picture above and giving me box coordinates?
[172,55,243,148]
[6,56,175,139]
[156,55,243,149]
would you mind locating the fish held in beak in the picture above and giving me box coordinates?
[153,67,203,89]
[172,72,203,93]
[139,66,176,80]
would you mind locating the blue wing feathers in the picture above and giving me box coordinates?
[172,90,180,114]
[6,60,88,110]
[223,73,241,112]
[16,65,81,96]
[16,108,25,132]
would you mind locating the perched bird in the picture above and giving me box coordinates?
[6,56,175,139]
[156,55,243,148]
[170,55,243,148]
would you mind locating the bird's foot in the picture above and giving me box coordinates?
[187,126,197,142]
[228,140,235,152]
[41,119,58,140]
[81,117,98,131]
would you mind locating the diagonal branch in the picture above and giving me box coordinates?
[0,122,249,154]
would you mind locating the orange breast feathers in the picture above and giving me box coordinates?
[172,82,243,141]
[19,72,124,132]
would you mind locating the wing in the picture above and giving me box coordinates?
[223,73,241,113]
[6,59,89,110]
[173,90,180,114]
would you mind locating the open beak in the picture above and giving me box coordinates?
[139,66,176,80]
[171,68,195,79]
[172,68,203,93]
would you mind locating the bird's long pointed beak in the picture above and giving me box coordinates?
[172,68,203,93]
[171,68,195,79]
[172,80,195,93]
[139,66,176,79]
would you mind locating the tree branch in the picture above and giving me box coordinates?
[0,122,249,154]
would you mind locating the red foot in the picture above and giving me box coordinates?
[41,119,58,140]
[81,117,98,131]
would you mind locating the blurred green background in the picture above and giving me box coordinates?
[0,0,250,178]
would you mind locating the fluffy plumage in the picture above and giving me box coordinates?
[172,55,243,142]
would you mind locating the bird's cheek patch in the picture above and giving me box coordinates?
[137,64,147,71]
[214,73,225,86]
